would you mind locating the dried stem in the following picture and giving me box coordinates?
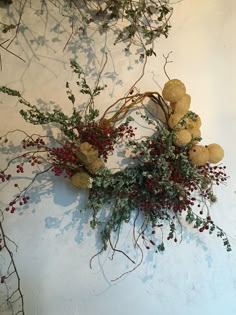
[108,237,136,264]
[0,40,26,64]
[99,91,170,126]
[0,219,25,315]
[163,51,173,80]
[89,248,104,269]
[63,16,74,52]
[110,241,144,282]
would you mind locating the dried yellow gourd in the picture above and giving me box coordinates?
[168,113,185,130]
[207,143,224,164]
[172,94,191,114]
[76,142,98,165]
[174,129,192,146]
[71,172,91,189]
[86,158,105,173]
[162,79,186,103]
[189,145,209,166]
[188,127,201,144]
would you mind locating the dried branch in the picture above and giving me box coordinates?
[0,219,25,315]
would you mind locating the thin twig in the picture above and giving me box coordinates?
[89,248,104,269]
[0,221,25,314]
[0,42,26,63]
[111,241,144,282]
[63,16,74,52]
[108,237,135,264]
[163,51,173,80]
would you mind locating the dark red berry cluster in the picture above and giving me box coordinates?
[141,226,164,252]
[21,137,46,149]
[199,164,227,185]
[49,143,82,177]
[76,122,135,162]
[0,172,11,182]
[5,195,30,214]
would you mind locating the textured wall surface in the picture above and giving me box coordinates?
[0,1,236,314]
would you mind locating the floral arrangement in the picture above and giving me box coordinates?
[0,60,231,312]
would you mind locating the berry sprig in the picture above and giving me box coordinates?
[76,121,136,162]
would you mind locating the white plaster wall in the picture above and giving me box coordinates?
[0,1,236,314]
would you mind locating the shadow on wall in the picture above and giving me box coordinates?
[43,180,212,282]
[0,0,146,86]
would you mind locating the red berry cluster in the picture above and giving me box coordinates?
[49,143,82,177]
[199,164,227,185]
[16,164,24,173]
[141,230,156,250]
[195,215,213,233]
[5,195,30,214]
[76,122,135,162]
[0,172,11,182]
[21,137,46,149]
[148,139,167,156]
[140,226,164,252]
[0,138,45,214]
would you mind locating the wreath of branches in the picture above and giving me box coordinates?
[0,56,232,313]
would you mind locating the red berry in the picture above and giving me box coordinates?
[1,276,6,283]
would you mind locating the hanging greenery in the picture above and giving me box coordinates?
[0,0,173,61]
[0,61,231,296]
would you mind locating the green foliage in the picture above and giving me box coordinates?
[0,60,105,140]
[0,22,15,33]
[66,82,75,105]
[61,0,173,55]
[70,60,106,98]
[0,86,21,97]
[87,118,231,252]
